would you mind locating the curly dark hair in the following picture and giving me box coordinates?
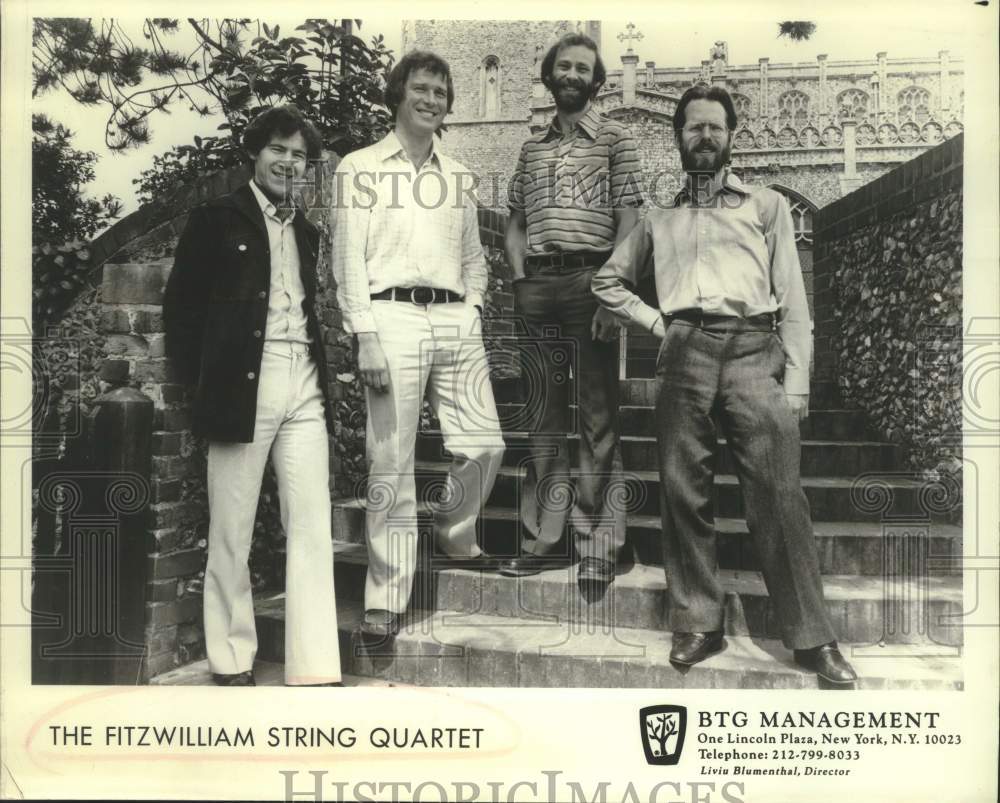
[540,33,606,99]
[672,85,739,135]
[383,50,454,122]
[243,104,323,160]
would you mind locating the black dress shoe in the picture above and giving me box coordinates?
[436,551,502,571]
[794,642,858,685]
[670,631,724,666]
[359,609,400,639]
[577,557,615,584]
[287,681,344,687]
[497,555,566,577]
[212,670,256,686]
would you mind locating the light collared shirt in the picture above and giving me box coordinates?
[330,131,489,334]
[591,171,812,395]
[249,180,311,345]
[508,105,643,255]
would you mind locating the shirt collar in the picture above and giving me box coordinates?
[673,169,750,206]
[375,129,443,170]
[249,179,297,222]
[544,105,601,141]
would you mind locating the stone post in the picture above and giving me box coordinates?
[840,118,863,196]
[100,258,206,681]
[621,52,639,105]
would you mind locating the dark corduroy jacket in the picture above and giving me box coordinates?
[163,183,334,443]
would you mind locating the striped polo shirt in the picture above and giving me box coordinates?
[509,105,643,255]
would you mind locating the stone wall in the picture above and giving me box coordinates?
[813,134,962,477]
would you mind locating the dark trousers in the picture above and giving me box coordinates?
[655,318,836,650]
[513,265,625,563]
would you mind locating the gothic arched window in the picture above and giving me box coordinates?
[731,93,753,126]
[769,185,816,245]
[897,86,931,125]
[836,89,870,121]
[777,90,810,129]
[480,56,501,119]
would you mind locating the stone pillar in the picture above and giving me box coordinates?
[939,50,950,114]
[622,52,639,104]
[100,259,207,681]
[758,58,769,119]
[876,51,888,113]
[839,118,863,196]
[817,54,829,119]
[645,61,655,88]
[584,21,602,50]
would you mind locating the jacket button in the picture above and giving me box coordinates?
[258,291,267,299]
[247,372,256,380]
[238,243,247,252]
[254,330,262,338]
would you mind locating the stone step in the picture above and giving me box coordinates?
[491,376,843,408]
[324,541,962,647]
[411,461,955,523]
[496,404,871,441]
[329,499,962,576]
[149,658,411,688]
[252,595,963,690]
[416,431,900,477]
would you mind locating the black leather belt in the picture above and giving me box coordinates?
[370,287,463,304]
[524,251,611,270]
[667,309,777,332]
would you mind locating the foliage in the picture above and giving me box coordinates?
[32,114,123,331]
[127,19,394,205]
[777,21,817,41]
[35,17,393,208]
[32,114,121,243]
[830,190,962,485]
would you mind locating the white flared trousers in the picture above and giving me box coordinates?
[204,342,341,684]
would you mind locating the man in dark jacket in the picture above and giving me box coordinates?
[163,105,341,687]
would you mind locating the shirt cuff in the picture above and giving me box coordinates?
[783,367,810,396]
[344,311,378,335]
[634,304,662,335]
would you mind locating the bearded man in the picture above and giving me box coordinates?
[502,33,643,586]
[591,85,858,686]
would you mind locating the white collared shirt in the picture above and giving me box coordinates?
[330,130,489,334]
[249,180,311,345]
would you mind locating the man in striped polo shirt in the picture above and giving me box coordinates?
[502,33,644,585]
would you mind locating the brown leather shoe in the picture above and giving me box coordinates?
[794,642,858,685]
[212,670,256,686]
[670,631,724,666]
[577,557,615,584]
[359,609,400,639]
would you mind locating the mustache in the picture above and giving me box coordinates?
[555,77,589,92]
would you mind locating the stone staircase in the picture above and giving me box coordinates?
[253,373,963,690]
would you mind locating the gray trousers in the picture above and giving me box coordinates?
[514,265,626,564]
[655,317,836,650]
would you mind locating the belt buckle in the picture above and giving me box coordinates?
[410,287,434,304]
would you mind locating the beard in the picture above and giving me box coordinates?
[679,138,732,174]
[551,76,592,113]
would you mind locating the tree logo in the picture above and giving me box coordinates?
[639,705,687,766]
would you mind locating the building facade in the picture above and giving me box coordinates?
[403,20,964,239]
